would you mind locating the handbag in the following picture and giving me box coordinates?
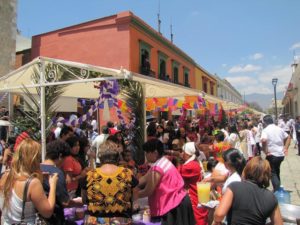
[18,176,50,225]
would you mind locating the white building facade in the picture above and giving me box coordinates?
[214,75,243,105]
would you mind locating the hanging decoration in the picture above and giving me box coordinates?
[53,80,128,126]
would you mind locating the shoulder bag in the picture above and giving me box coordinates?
[18,176,50,225]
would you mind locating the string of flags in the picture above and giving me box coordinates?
[145,96,223,116]
[52,79,253,126]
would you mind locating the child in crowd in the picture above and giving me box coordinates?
[120,149,136,172]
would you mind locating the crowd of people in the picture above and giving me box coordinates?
[0,110,297,225]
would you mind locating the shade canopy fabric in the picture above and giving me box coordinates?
[0,57,130,97]
[0,57,223,106]
[131,72,220,102]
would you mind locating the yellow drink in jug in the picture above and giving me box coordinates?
[197,182,211,204]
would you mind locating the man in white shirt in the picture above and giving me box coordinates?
[92,126,109,164]
[54,122,63,139]
[261,115,291,191]
[91,117,98,132]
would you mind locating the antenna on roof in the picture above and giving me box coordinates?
[170,18,174,43]
[157,0,161,34]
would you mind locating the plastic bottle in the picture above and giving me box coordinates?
[274,186,291,204]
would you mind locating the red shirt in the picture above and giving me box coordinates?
[62,156,82,191]
[178,160,208,225]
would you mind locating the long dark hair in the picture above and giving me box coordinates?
[223,148,246,175]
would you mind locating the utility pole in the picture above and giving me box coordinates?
[157,0,161,34]
[272,78,278,122]
[170,23,173,43]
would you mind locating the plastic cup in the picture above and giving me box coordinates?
[197,182,211,204]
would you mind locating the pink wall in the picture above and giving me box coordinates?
[31,13,131,70]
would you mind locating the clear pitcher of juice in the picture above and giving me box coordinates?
[197,182,211,204]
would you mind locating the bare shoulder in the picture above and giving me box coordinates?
[28,177,43,189]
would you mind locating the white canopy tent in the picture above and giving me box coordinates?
[0,57,131,159]
[0,57,247,158]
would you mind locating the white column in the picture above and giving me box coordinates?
[40,60,46,161]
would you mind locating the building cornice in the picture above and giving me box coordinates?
[195,64,217,82]
[130,15,196,66]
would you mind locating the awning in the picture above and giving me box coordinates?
[132,72,221,103]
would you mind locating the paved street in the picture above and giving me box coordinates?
[280,142,300,205]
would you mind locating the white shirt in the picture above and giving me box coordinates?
[2,190,36,224]
[215,162,229,176]
[222,172,241,194]
[261,124,288,157]
[228,133,240,150]
[221,129,229,143]
[92,133,109,163]
[54,127,61,139]
[278,119,285,129]
[256,123,263,142]
[91,119,98,131]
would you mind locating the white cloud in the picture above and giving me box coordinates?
[258,65,291,91]
[225,65,292,95]
[228,64,262,73]
[222,63,227,67]
[225,76,269,95]
[250,53,264,60]
[240,85,273,95]
[225,76,257,87]
[290,42,300,50]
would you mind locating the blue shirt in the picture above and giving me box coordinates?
[40,164,69,225]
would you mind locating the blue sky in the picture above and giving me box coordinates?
[17,0,300,95]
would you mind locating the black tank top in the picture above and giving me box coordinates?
[227,180,278,225]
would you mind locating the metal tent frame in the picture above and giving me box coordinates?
[0,57,131,159]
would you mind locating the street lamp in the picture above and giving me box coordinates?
[272,78,278,122]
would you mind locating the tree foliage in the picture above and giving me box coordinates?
[119,79,145,165]
[12,63,74,140]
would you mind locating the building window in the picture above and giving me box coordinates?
[184,68,189,87]
[202,77,208,93]
[172,60,179,84]
[158,51,168,80]
[210,82,214,95]
[139,40,152,76]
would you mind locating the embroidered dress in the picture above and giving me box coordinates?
[85,167,134,219]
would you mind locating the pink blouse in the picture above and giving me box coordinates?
[148,157,186,216]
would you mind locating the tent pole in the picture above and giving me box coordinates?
[142,83,147,141]
[40,61,46,161]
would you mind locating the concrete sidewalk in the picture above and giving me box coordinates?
[280,143,300,205]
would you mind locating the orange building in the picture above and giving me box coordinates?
[195,65,217,96]
[32,11,196,89]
